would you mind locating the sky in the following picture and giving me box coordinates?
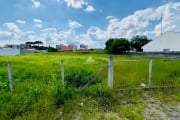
[0,0,180,48]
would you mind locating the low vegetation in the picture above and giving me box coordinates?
[0,52,179,119]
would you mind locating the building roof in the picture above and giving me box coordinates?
[143,32,180,52]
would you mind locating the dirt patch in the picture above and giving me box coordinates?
[143,94,180,120]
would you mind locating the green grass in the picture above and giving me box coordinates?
[0,52,180,119]
[113,56,180,88]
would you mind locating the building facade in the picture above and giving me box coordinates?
[143,32,180,52]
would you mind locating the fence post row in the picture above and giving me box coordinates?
[7,62,13,91]
[148,59,153,88]
[61,60,64,86]
[108,55,114,89]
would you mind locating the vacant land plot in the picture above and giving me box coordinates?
[0,52,179,119]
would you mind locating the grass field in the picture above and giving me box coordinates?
[0,52,180,119]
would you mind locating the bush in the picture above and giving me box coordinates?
[53,85,77,107]
[0,80,8,90]
[65,68,95,88]
[83,84,112,97]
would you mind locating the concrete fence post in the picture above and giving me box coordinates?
[148,59,153,88]
[7,62,13,91]
[61,60,64,86]
[108,55,114,89]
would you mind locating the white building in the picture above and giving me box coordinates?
[143,32,180,52]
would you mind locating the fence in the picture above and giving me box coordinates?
[1,55,180,120]
[108,55,180,89]
[1,55,180,91]
[0,56,108,91]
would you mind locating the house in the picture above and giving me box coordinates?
[143,32,180,52]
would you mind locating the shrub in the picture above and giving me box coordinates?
[65,68,95,88]
[53,85,77,107]
[0,80,8,90]
[83,84,112,97]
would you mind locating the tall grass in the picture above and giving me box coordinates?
[113,56,180,88]
[153,60,180,86]
[0,53,108,119]
[0,53,180,119]
[114,59,149,88]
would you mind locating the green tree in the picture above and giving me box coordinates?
[48,46,58,52]
[34,41,43,47]
[105,39,114,53]
[105,38,130,54]
[131,35,151,52]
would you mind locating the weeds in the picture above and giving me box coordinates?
[0,53,180,119]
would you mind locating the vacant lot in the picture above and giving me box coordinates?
[0,52,180,119]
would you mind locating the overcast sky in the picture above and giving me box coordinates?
[0,0,180,48]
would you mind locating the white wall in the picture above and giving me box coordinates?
[142,32,180,52]
[0,48,20,56]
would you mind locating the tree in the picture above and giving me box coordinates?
[34,41,43,47]
[105,39,114,53]
[111,38,130,54]
[48,46,58,52]
[105,38,130,54]
[131,35,151,52]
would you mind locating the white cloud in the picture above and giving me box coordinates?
[2,23,22,42]
[32,0,41,8]
[104,2,180,39]
[41,28,57,33]
[33,18,43,28]
[16,19,26,24]
[154,2,180,35]
[105,5,159,38]
[69,20,82,29]
[106,16,114,20]
[58,30,75,43]
[74,2,180,48]
[2,2,180,49]
[64,0,85,8]
[85,5,95,12]
[21,31,35,37]
[0,30,12,40]
[108,18,119,23]
[40,28,73,45]
[64,0,95,13]
[35,24,43,28]
[87,26,107,40]
[41,28,58,42]
[76,34,103,48]
[0,30,11,36]
[33,19,42,24]
[4,23,21,33]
